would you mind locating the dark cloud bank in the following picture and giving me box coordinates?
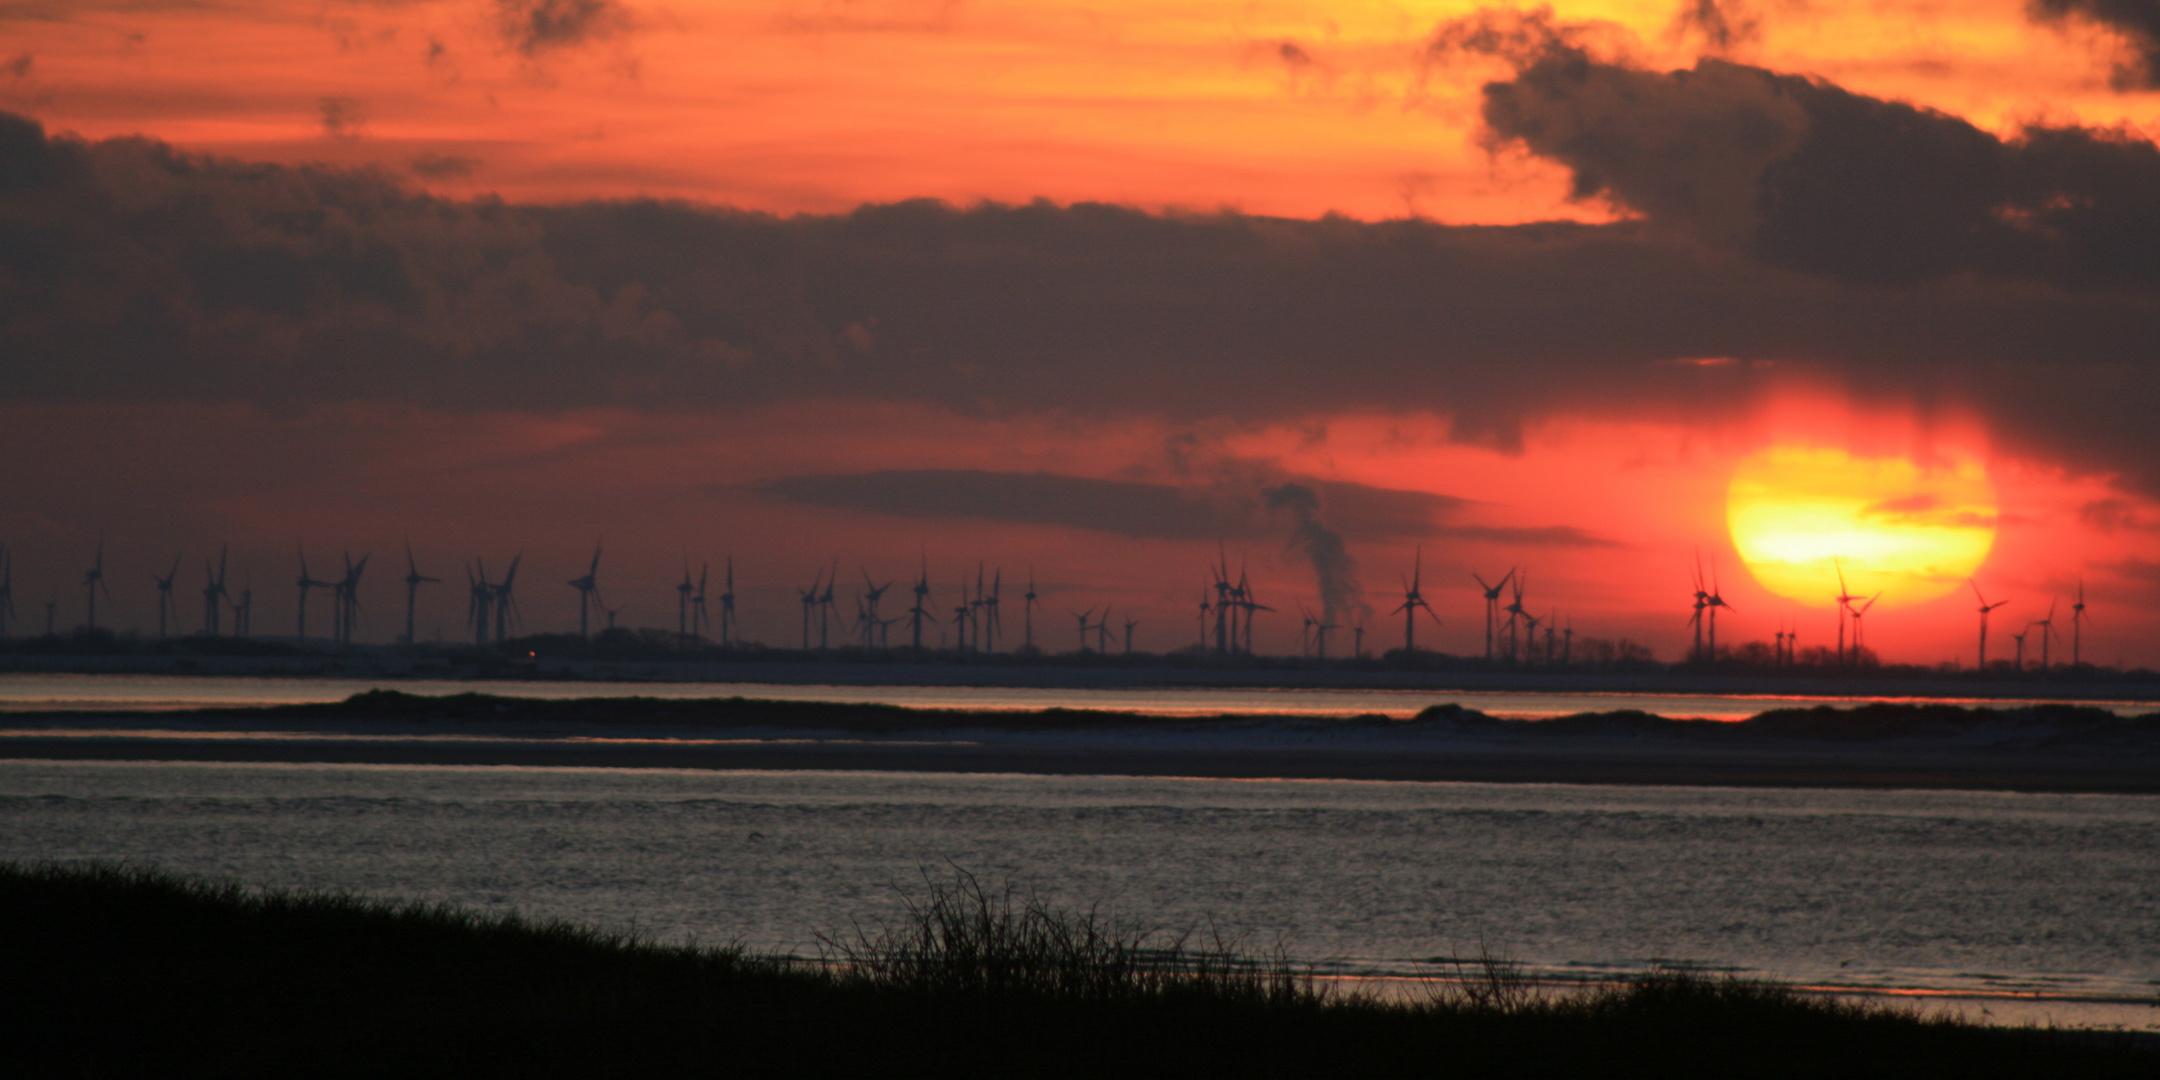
[1,13,2157,494]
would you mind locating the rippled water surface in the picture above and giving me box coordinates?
[3,759,2154,1029]
[1,672,2151,720]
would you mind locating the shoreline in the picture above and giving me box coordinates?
[4,693,2155,793]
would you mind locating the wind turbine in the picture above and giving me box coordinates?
[908,557,936,653]
[568,544,603,641]
[1686,558,1708,662]
[1502,571,1529,661]
[489,553,520,644]
[232,576,253,638]
[201,546,229,637]
[152,553,182,639]
[334,552,371,646]
[295,544,333,639]
[861,568,895,648]
[680,562,699,647]
[818,560,838,651]
[1070,607,1094,653]
[84,534,109,632]
[1212,545,1234,656]
[1096,604,1113,655]
[1024,570,1039,654]
[1236,569,1273,654]
[718,557,737,648]
[1703,557,1733,662]
[2008,624,2029,673]
[1299,605,1318,658]
[2071,579,2089,668]
[1970,580,2009,671]
[692,563,711,645]
[403,542,440,646]
[1122,615,1139,656]
[983,569,1003,653]
[1848,594,1880,660]
[1195,590,1213,650]
[1520,609,1543,664]
[1315,615,1339,660]
[1392,547,1440,654]
[2031,600,2059,672]
[467,559,494,645]
[797,567,823,651]
[1833,559,1861,664]
[1472,568,1514,661]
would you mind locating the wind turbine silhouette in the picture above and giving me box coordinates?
[1024,570,1039,654]
[692,563,711,645]
[152,552,182,639]
[1703,557,1732,662]
[1472,568,1514,662]
[718,557,737,648]
[467,559,494,645]
[334,552,371,646]
[1833,560,1861,664]
[568,544,603,641]
[2008,624,2030,673]
[403,542,440,646]
[1687,558,1709,662]
[201,546,229,637]
[797,566,823,651]
[295,544,333,639]
[487,553,520,645]
[84,534,109,632]
[1502,571,1529,661]
[1070,606,1094,652]
[982,569,1003,653]
[1392,547,1440,654]
[2031,600,2060,672]
[231,576,253,638]
[1970,580,2009,671]
[908,557,936,653]
[2071,579,2090,668]
[1122,615,1139,656]
[1236,569,1273,654]
[1847,593,1880,660]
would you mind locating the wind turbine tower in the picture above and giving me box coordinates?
[1970,580,2009,671]
[295,545,333,639]
[152,553,181,639]
[2071,579,2089,668]
[719,557,737,648]
[1392,547,1440,654]
[1472,569,1513,661]
[1024,570,1039,654]
[201,546,229,637]
[568,545,603,641]
[404,542,441,646]
[84,535,109,632]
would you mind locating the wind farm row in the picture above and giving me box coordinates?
[0,536,2121,676]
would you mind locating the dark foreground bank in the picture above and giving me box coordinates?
[3,864,2151,1079]
[7,691,2160,792]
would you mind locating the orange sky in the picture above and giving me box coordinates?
[8,0,2158,220]
[3,0,2158,664]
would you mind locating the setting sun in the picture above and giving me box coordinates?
[1727,446,1998,607]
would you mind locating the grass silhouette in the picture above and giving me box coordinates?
[2,862,2150,1078]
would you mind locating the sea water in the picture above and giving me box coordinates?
[2,759,2154,1030]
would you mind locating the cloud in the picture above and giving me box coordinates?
[2,110,2159,499]
[318,96,366,139]
[495,0,633,56]
[2030,0,2160,89]
[751,469,1461,543]
[409,152,480,178]
[3,53,29,78]
[1671,0,1759,52]
[1446,6,2160,290]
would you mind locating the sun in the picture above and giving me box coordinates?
[1726,446,1998,606]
